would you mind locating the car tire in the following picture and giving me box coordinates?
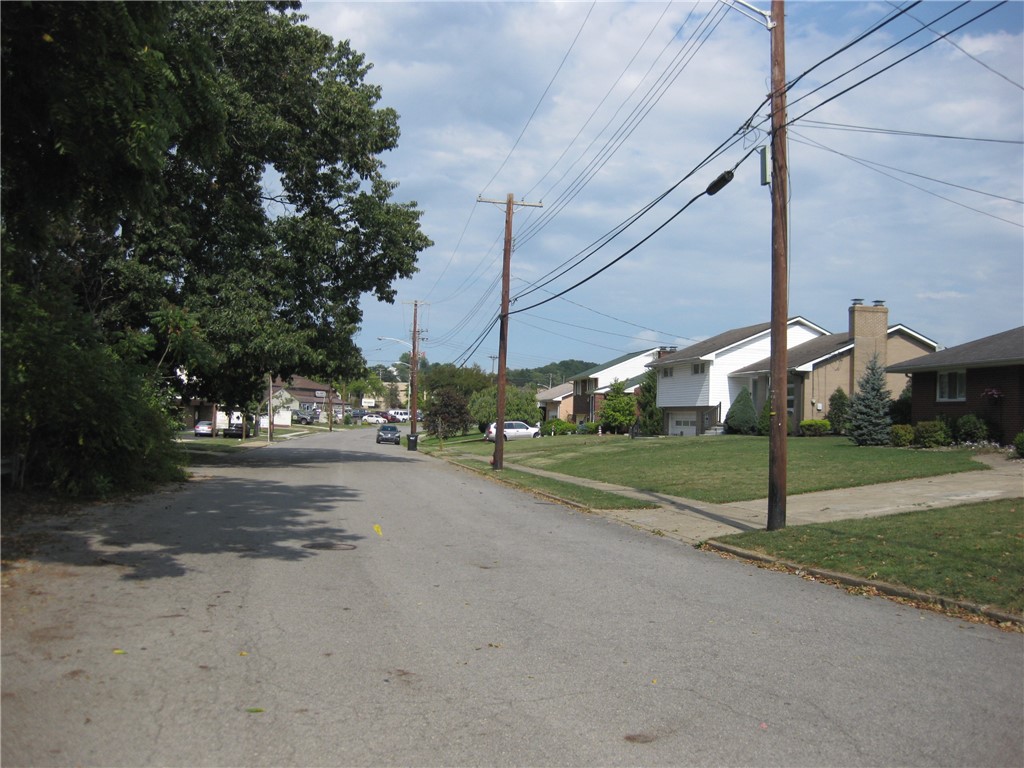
[533,433,540,438]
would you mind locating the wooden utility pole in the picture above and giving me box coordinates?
[410,300,420,437]
[477,193,542,470]
[767,0,789,530]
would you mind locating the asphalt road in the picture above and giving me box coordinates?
[3,428,1022,767]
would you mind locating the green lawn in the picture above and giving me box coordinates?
[713,499,1024,616]
[427,434,988,503]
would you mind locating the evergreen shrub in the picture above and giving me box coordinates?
[1014,432,1024,459]
[799,419,831,436]
[848,355,892,446]
[890,424,914,447]
[725,387,756,434]
[827,387,850,434]
[954,414,988,444]
[914,420,952,448]
[756,399,772,436]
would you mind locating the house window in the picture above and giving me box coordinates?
[692,363,706,375]
[937,370,966,402]
[662,367,674,378]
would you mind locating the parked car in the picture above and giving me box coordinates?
[362,413,386,424]
[485,421,541,441]
[223,422,253,438]
[350,409,368,420]
[373,411,399,422]
[376,424,402,445]
[292,410,317,425]
[388,409,411,422]
[194,420,214,437]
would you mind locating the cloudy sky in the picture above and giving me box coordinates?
[300,1,1023,373]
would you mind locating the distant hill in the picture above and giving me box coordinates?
[507,359,596,389]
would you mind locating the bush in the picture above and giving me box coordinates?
[827,387,850,434]
[1014,432,1024,459]
[725,387,757,434]
[954,414,988,444]
[576,421,600,435]
[891,424,914,447]
[890,382,912,425]
[541,418,575,436]
[756,399,772,436]
[799,419,831,437]
[914,420,952,448]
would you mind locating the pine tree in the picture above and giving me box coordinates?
[848,354,892,446]
[636,367,663,435]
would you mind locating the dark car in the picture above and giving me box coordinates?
[223,422,253,438]
[375,424,402,445]
[292,410,317,425]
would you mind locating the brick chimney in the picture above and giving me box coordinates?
[849,299,888,393]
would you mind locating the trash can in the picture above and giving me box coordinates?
[407,433,418,451]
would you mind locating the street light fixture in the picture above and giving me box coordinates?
[377,335,419,436]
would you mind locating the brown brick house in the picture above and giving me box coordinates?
[887,326,1023,444]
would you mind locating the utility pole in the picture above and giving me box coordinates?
[477,193,542,470]
[410,300,420,437]
[767,0,789,530]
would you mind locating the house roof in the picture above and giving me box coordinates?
[273,375,340,400]
[647,317,828,367]
[887,326,1024,372]
[570,348,660,380]
[732,324,938,375]
[536,382,573,401]
[595,372,646,394]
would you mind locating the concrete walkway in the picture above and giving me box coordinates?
[501,452,1024,545]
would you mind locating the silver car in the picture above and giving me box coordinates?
[485,421,541,441]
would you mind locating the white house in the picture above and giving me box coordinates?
[647,318,828,436]
[567,348,665,424]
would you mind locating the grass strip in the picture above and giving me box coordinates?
[453,456,658,510]
[713,499,1024,615]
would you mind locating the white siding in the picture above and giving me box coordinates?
[597,350,659,388]
[657,321,827,413]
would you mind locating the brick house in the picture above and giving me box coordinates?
[887,326,1023,444]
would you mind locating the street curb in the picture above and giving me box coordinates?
[703,539,1023,628]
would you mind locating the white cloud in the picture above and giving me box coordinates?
[301,1,1023,369]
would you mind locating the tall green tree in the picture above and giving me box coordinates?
[1,1,431,494]
[848,355,893,446]
[423,388,472,443]
[635,367,662,435]
[467,386,541,432]
[598,380,636,434]
[421,363,490,400]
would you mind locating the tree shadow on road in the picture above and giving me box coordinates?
[1,446,402,581]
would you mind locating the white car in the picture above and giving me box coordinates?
[485,420,541,442]
[362,414,387,424]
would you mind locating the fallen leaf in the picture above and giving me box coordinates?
[373,524,383,537]
[245,707,264,714]
[239,651,249,656]
[112,649,126,655]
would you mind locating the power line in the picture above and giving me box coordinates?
[797,119,1023,145]
[787,2,1009,127]
[478,1,598,197]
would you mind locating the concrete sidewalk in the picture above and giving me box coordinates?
[502,452,1023,545]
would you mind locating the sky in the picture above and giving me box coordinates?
[299,1,1023,374]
